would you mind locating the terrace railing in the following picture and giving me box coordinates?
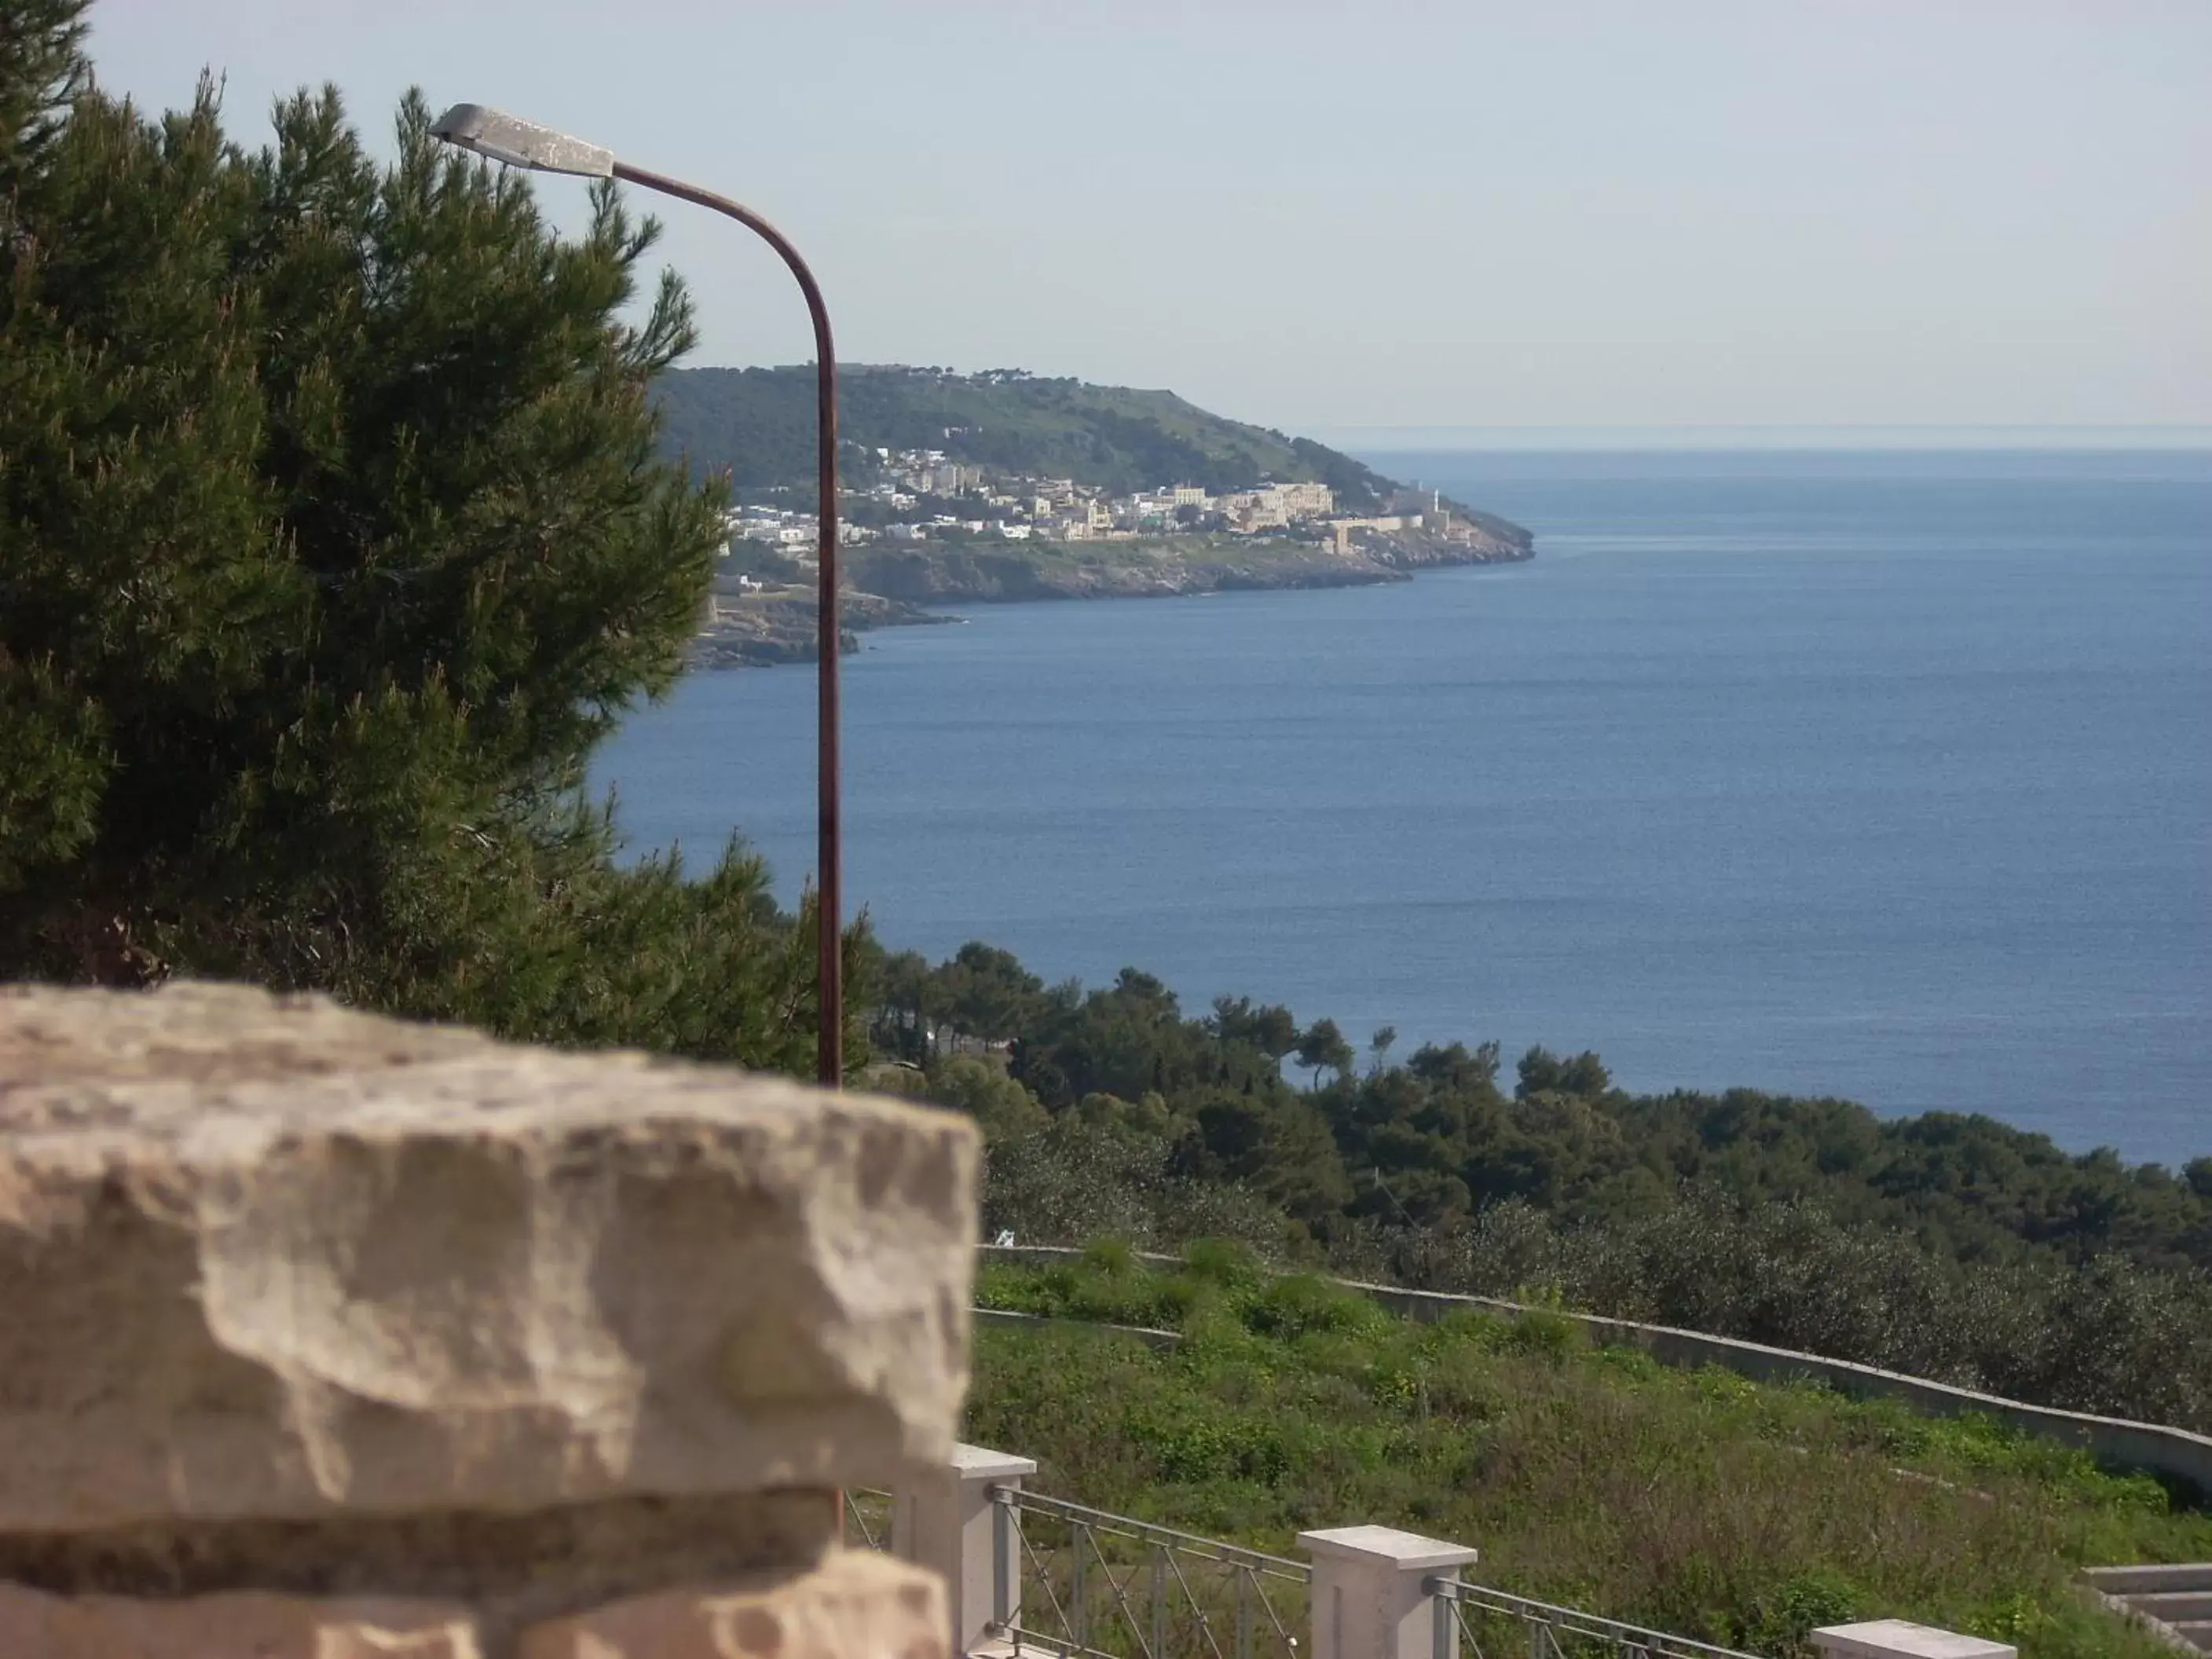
[1427,1577,1765,1659]
[988,1485,1309,1659]
[875,1445,1994,1659]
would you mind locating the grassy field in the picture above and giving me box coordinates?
[966,1242,2212,1659]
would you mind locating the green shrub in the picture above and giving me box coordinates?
[1181,1236,1266,1290]
[1244,1274,1384,1342]
[1082,1236,1141,1277]
[1739,1569,1864,1654]
[1503,1305,1584,1360]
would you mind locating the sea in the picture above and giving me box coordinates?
[594,449,2212,1170]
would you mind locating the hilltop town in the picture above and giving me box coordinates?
[648,364,1534,664]
[690,435,1532,665]
[728,444,1473,554]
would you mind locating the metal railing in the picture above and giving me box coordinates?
[1427,1577,1764,1659]
[990,1485,1309,1659]
[843,1486,895,1553]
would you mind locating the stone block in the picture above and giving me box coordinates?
[515,1548,947,1659]
[0,983,979,1533]
[1812,1621,2017,1659]
[0,1583,482,1656]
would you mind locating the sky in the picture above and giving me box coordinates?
[89,0,2212,439]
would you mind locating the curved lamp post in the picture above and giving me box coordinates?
[431,104,844,1088]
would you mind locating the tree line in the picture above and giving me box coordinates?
[867,941,2212,1434]
[871,943,2210,1270]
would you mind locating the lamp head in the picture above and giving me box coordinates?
[430,104,614,178]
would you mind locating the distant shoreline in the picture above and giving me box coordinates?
[691,526,1533,669]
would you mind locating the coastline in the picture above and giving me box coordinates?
[691,525,1535,668]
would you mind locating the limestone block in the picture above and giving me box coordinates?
[0,1583,482,1656]
[1812,1622,2016,1659]
[0,983,979,1533]
[516,1549,946,1659]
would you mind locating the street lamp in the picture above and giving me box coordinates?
[431,103,845,1088]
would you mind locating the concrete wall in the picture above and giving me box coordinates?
[976,1244,2212,1500]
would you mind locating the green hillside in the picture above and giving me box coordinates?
[968,1244,2212,1659]
[657,364,1401,509]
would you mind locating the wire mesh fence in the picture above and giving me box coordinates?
[991,1485,1310,1659]
[1428,1577,1764,1659]
[843,1486,895,1553]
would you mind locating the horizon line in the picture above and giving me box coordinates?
[1302,423,2212,453]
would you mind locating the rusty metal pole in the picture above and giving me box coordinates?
[610,163,843,1088]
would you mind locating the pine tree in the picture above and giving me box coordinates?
[0,0,86,201]
[0,6,844,1070]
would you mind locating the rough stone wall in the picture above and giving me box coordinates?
[0,983,976,1657]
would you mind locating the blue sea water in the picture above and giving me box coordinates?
[595,449,2212,1168]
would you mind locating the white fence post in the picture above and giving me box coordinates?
[895,1443,1038,1657]
[1813,1622,2018,1659]
[1298,1526,1480,1659]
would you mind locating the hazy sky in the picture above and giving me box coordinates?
[90,1,2211,435]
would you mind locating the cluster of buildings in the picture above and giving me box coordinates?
[723,447,1459,562]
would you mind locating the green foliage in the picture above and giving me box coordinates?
[1366,1195,2212,1434]
[969,1254,2212,1659]
[1500,1298,1584,1361]
[0,0,86,199]
[870,938,2212,1432]
[1180,1236,1267,1291]
[926,1053,1049,1143]
[1295,1017,1356,1088]
[1243,1273,1386,1342]
[0,24,844,1067]
[1738,1571,1864,1655]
